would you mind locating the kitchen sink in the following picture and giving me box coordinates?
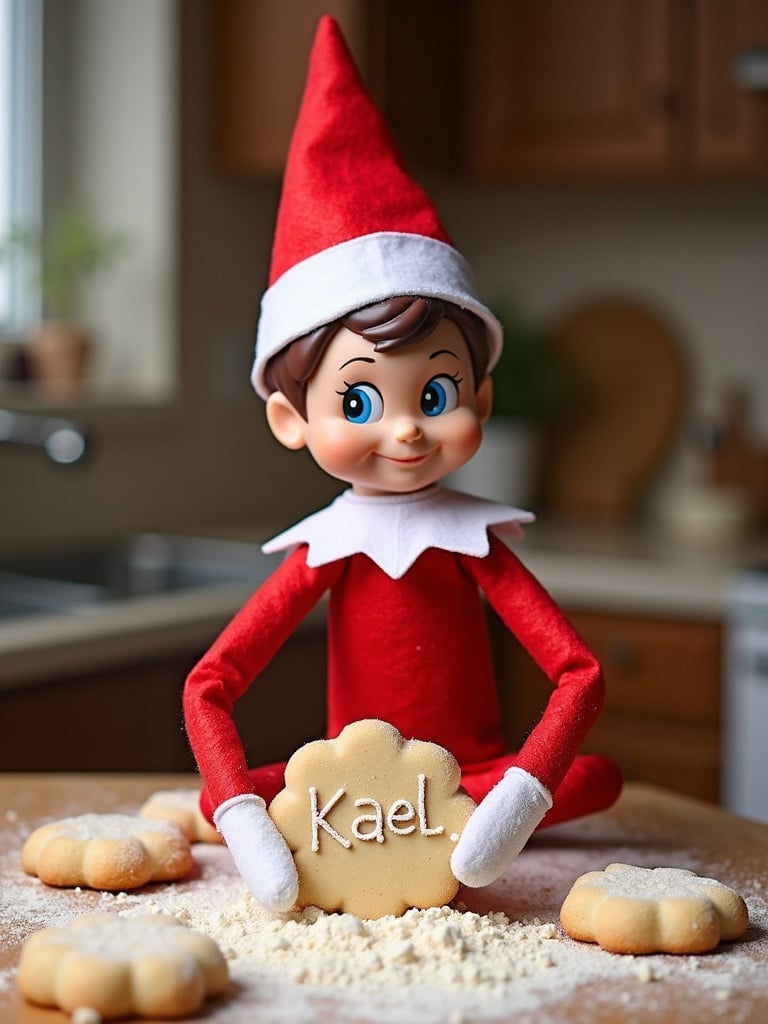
[0,533,281,620]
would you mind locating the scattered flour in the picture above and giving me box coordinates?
[2,806,767,1023]
[112,845,768,1023]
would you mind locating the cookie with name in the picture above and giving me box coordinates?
[17,912,228,1019]
[560,862,749,954]
[139,788,222,844]
[22,813,193,891]
[269,719,476,919]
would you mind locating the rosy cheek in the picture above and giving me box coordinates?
[308,421,368,471]
[443,410,484,457]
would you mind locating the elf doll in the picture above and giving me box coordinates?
[184,16,622,913]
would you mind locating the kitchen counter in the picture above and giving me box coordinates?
[0,575,325,692]
[1,776,767,1023]
[2,517,767,689]
[0,582,275,688]
[515,518,768,620]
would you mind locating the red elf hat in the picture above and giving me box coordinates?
[251,15,502,399]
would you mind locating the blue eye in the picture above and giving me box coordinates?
[421,375,460,417]
[340,383,384,424]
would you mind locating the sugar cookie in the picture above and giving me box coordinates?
[22,814,193,891]
[269,719,476,919]
[17,912,229,1019]
[560,862,749,954]
[139,788,222,844]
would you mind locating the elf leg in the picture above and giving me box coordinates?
[460,752,622,827]
[539,753,623,827]
[452,753,622,888]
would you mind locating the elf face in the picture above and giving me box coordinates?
[267,319,492,496]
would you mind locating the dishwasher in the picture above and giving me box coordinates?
[723,568,768,822]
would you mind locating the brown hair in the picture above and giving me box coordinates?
[263,296,491,419]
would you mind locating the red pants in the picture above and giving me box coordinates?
[200,751,622,829]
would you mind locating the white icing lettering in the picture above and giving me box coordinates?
[417,773,444,836]
[386,799,416,835]
[308,776,444,851]
[352,799,384,843]
[310,786,350,852]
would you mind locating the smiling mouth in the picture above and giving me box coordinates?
[376,451,435,465]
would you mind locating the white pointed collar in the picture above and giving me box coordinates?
[262,484,534,580]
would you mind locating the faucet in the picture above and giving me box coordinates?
[0,408,88,465]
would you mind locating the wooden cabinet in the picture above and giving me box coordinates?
[468,0,685,179]
[497,610,723,803]
[2,602,723,804]
[468,0,768,179]
[693,0,768,176]
[212,0,366,176]
[209,0,768,181]
[211,0,469,178]
[0,631,327,773]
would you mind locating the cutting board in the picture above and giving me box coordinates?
[540,299,686,523]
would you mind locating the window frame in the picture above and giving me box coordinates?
[0,0,43,334]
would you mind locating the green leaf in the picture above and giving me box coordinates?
[0,205,132,319]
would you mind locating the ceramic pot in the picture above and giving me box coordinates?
[29,322,92,396]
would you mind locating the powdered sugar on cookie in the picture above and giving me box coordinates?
[560,863,749,954]
[22,814,192,891]
[18,912,228,1019]
[140,789,222,844]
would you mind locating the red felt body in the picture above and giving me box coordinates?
[184,536,621,823]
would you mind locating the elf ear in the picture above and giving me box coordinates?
[476,375,493,425]
[266,392,308,450]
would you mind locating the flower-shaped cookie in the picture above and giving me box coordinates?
[17,913,229,1019]
[560,863,749,954]
[269,719,476,918]
[139,788,222,844]
[22,813,193,891]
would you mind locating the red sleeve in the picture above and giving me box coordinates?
[183,546,342,811]
[461,534,605,794]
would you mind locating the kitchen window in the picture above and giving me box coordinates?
[1,0,177,401]
[0,0,42,334]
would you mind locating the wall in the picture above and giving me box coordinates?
[437,181,768,438]
[1,1,767,555]
[44,0,177,396]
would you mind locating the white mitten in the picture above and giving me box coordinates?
[214,794,298,912]
[450,767,552,888]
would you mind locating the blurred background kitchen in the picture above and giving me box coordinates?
[1,1,768,821]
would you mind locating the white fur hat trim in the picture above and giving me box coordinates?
[251,231,502,399]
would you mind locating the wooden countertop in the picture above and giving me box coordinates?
[1,776,767,1023]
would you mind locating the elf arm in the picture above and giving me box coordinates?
[183,545,341,911]
[183,544,341,809]
[452,533,604,887]
[470,532,604,792]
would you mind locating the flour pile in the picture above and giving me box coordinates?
[102,844,764,1024]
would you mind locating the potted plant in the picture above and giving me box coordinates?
[0,206,130,394]
[449,304,572,506]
